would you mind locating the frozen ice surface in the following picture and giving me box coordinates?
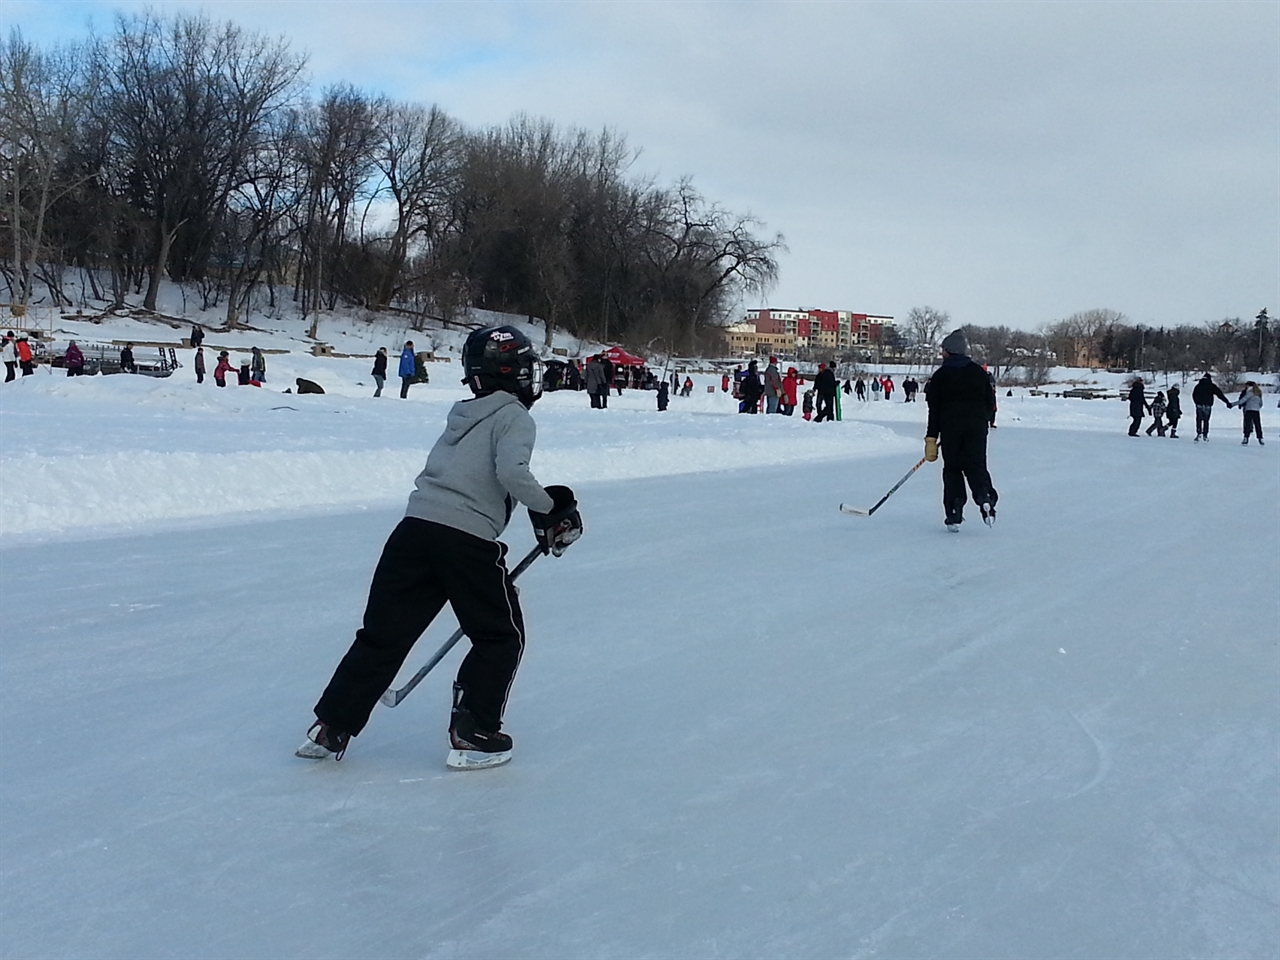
[2,349,1277,958]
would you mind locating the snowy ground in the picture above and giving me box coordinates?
[2,317,1278,959]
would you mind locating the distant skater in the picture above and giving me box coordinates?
[1165,385,1182,437]
[1237,381,1265,445]
[1127,379,1150,436]
[925,330,998,531]
[1145,391,1166,436]
[1191,373,1232,441]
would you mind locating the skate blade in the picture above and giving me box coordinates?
[295,739,335,760]
[446,749,512,771]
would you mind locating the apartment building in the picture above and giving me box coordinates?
[733,308,895,355]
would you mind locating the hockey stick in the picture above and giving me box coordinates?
[379,544,544,708]
[839,456,928,517]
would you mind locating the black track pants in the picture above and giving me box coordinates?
[314,518,525,735]
[1243,410,1263,440]
[940,425,996,521]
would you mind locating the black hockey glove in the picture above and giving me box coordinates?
[528,485,583,557]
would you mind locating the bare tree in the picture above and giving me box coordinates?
[906,306,949,362]
[99,11,304,312]
[369,102,461,311]
[0,29,95,307]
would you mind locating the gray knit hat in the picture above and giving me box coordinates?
[940,329,968,356]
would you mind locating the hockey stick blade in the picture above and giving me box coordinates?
[838,456,928,519]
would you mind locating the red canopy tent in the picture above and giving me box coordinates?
[602,346,646,367]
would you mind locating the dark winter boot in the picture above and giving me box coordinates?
[296,721,350,760]
[448,684,513,770]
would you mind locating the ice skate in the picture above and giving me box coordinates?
[447,697,513,771]
[296,721,349,760]
[980,501,996,527]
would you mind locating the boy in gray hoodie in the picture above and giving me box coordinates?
[298,326,581,769]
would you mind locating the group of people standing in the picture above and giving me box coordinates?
[732,357,804,416]
[1,331,34,380]
[368,342,422,399]
[1127,372,1266,444]
[192,344,267,387]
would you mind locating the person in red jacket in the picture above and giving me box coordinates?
[16,335,34,376]
[721,372,730,392]
[781,367,800,416]
[213,350,235,387]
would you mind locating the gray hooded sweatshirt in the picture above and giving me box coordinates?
[405,391,554,541]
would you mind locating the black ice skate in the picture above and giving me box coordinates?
[448,686,512,770]
[296,721,349,760]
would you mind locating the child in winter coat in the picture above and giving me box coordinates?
[1237,381,1265,445]
[1145,391,1167,436]
[802,389,814,421]
[1165,385,1182,437]
[213,351,235,387]
[297,325,581,771]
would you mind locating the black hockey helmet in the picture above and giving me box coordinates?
[461,325,543,407]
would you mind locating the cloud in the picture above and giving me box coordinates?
[14,0,1279,328]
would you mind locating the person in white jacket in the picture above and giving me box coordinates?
[1,331,16,382]
[1236,381,1264,445]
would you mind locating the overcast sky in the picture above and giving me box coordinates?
[13,0,1280,331]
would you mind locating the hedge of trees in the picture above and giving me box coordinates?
[961,308,1276,383]
[2,13,784,352]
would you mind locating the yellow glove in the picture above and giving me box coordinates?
[924,437,938,462]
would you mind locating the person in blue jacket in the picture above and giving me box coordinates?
[399,340,417,399]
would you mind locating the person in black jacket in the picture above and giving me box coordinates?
[1127,379,1150,436]
[1191,372,1232,441]
[813,363,837,422]
[1165,384,1182,438]
[739,360,763,413]
[925,330,998,529]
[371,347,388,397]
